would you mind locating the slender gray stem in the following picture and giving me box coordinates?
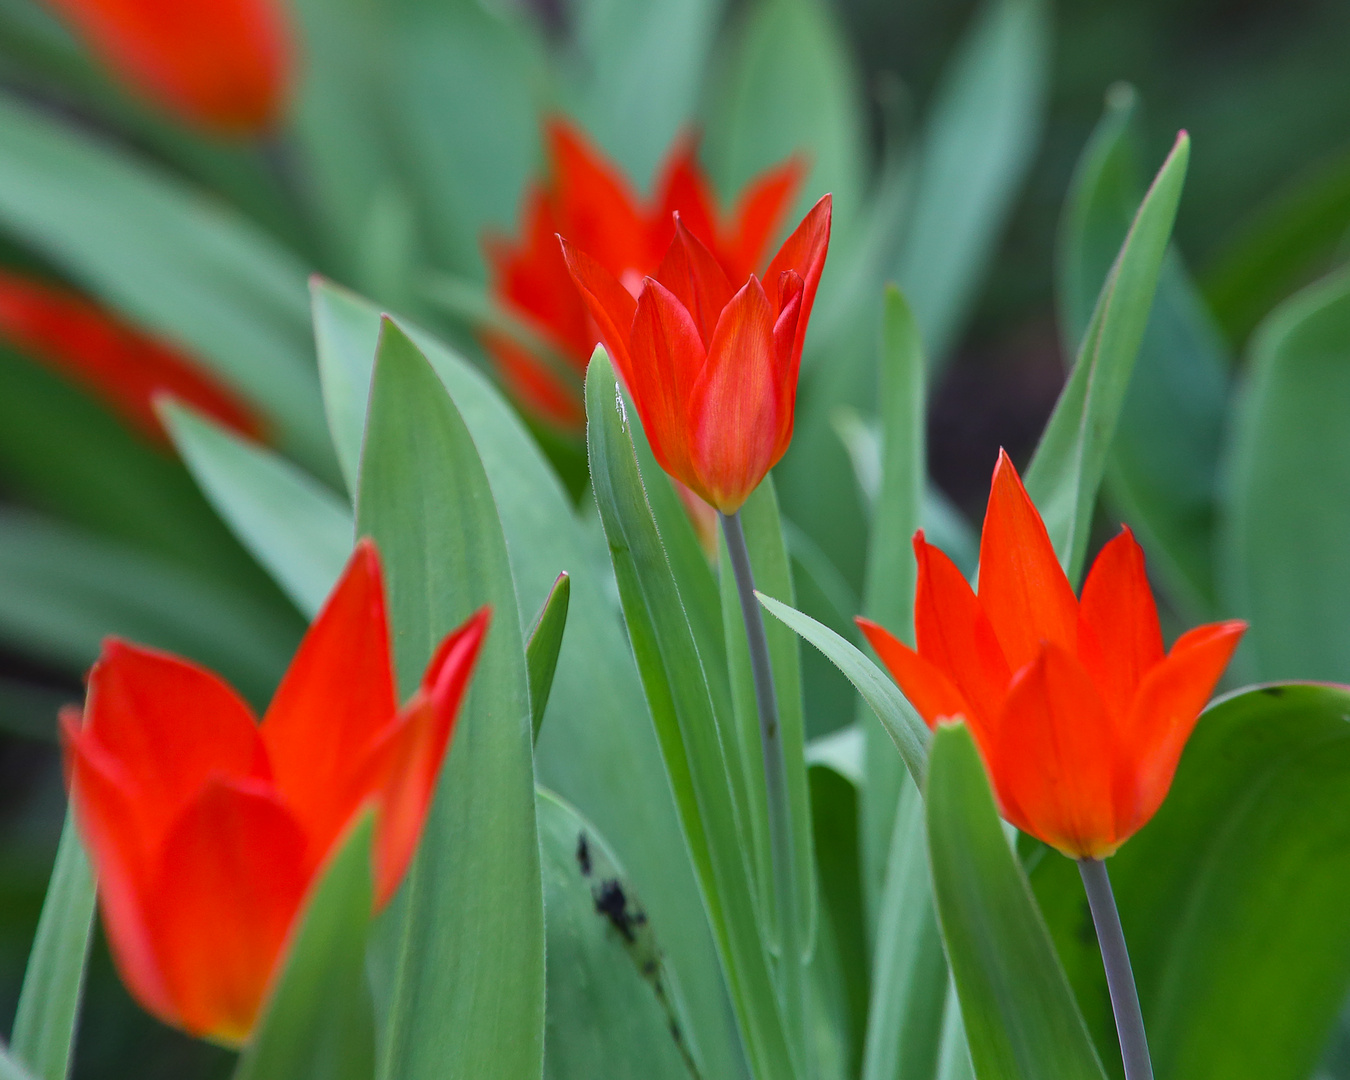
[1079,858,1154,1080]
[719,510,804,1055]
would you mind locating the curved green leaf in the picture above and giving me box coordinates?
[526,573,570,742]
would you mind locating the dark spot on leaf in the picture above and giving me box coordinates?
[576,831,592,876]
[593,878,647,943]
[1262,686,1286,698]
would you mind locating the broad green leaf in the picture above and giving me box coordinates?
[538,788,695,1080]
[1033,684,1350,1080]
[526,573,570,742]
[162,401,353,619]
[926,723,1107,1080]
[894,0,1050,364]
[1025,132,1190,583]
[586,352,797,1080]
[234,817,376,1080]
[1057,86,1231,618]
[759,595,928,787]
[1219,266,1350,681]
[0,509,299,708]
[357,321,544,1080]
[312,281,745,1079]
[10,813,94,1080]
[0,91,332,477]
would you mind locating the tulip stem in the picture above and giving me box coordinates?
[720,510,805,1061]
[1079,858,1154,1080]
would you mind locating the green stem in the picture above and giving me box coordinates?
[719,510,805,1065]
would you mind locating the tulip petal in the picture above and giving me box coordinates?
[262,539,397,848]
[1077,527,1165,716]
[912,533,1012,736]
[147,776,311,1044]
[687,276,780,512]
[654,218,735,347]
[627,278,706,481]
[82,638,265,844]
[1116,619,1246,838]
[548,119,649,275]
[994,643,1119,858]
[651,135,721,267]
[977,450,1079,670]
[762,194,831,374]
[725,156,806,281]
[856,616,975,732]
[559,237,639,384]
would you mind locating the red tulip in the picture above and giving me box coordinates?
[41,0,293,135]
[484,118,805,430]
[0,271,262,444]
[562,195,830,514]
[858,451,1245,858]
[61,540,488,1044]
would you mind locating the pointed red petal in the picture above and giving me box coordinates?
[559,236,638,384]
[857,617,974,732]
[262,540,397,852]
[761,194,831,375]
[147,777,311,1044]
[994,643,1119,858]
[687,276,781,512]
[548,118,649,275]
[724,156,807,281]
[977,450,1079,670]
[653,217,735,347]
[650,134,720,267]
[1077,527,1165,718]
[1115,620,1246,839]
[628,278,705,483]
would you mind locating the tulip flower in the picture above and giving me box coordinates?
[484,118,805,430]
[858,450,1245,859]
[563,195,831,514]
[61,540,488,1044]
[0,271,261,444]
[41,0,293,135]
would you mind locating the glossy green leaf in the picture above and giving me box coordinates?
[357,321,544,1080]
[0,91,331,476]
[759,594,928,787]
[312,281,745,1078]
[0,508,299,707]
[926,723,1107,1080]
[162,401,353,619]
[526,573,570,742]
[1057,86,1230,618]
[586,352,797,1080]
[1033,684,1350,1080]
[1219,266,1350,681]
[537,788,695,1080]
[894,0,1050,363]
[1026,132,1191,583]
[9,813,94,1080]
[234,817,376,1080]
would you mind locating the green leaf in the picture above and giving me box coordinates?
[357,320,544,1080]
[526,573,570,743]
[1033,683,1350,1080]
[894,0,1050,364]
[312,281,746,1078]
[9,813,94,1080]
[0,1049,37,1080]
[537,788,696,1080]
[1219,266,1350,681]
[0,508,300,708]
[925,723,1107,1080]
[1025,131,1191,583]
[586,352,797,1080]
[0,91,332,477]
[162,401,353,619]
[758,594,928,786]
[1057,86,1231,618]
[234,817,376,1080]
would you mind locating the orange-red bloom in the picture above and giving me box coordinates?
[41,0,293,135]
[563,195,831,514]
[0,271,262,444]
[62,540,488,1044]
[484,118,805,430]
[858,451,1245,859]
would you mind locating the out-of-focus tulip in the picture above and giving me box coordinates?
[563,195,831,514]
[0,271,262,444]
[41,0,293,135]
[62,540,488,1044]
[858,450,1245,859]
[484,118,805,430]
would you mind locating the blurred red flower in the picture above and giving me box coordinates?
[62,540,488,1043]
[563,195,831,515]
[859,450,1245,859]
[41,0,293,135]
